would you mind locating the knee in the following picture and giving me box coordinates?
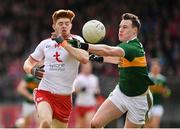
[91,119,102,128]
[40,119,51,128]
[40,118,52,128]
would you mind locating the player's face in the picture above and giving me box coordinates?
[118,20,137,42]
[53,18,72,39]
[151,64,161,74]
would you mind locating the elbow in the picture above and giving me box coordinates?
[23,63,26,72]
[23,62,28,73]
[80,56,89,64]
[79,52,89,64]
[23,60,31,74]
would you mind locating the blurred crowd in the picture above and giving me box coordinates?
[0,0,179,102]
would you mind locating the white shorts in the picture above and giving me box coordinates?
[150,105,164,117]
[108,85,153,125]
[22,101,36,117]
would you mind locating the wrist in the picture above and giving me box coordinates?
[61,40,68,47]
[79,43,89,51]
[30,66,36,75]
[98,57,104,63]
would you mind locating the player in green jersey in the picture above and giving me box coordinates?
[15,74,39,127]
[145,60,171,128]
[66,13,154,128]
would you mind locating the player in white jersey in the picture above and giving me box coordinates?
[23,9,89,128]
[73,62,100,128]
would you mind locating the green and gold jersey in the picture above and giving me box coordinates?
[117,38,154,96]
[149,73,169,105]
[23,74,39,103]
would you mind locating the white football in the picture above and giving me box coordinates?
[82,20,106,43]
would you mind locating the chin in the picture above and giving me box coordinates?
[119,38,124,42]
[61,33,68,38]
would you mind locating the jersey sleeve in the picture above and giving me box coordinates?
[30,41,44,61]
[119,43,136,61]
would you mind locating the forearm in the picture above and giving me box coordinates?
[23,57,38,74]
[63,43,89,64]
[89,54,120,64]
[88,44,125,57]
[88,44,113,56]
[18,86,33,100]
[104,56,120,64]
[17,80,33,101]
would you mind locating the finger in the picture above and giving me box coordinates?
[39,65,45,69]
[36,71,44,76]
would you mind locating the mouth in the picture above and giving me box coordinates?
[62,30,66,33]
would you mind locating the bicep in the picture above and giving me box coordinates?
[23,56,39,73]
[108,47,125,57]
[104,56,120,64]
[26,56,39,67]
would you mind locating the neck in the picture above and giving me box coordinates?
[60,34,71,40]
[151,72,159,77]
[126,36,137,42]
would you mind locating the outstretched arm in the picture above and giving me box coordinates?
[88,44,125,57]
[89,54,120,64]
[68,39,125,57]
[52,37,89,64]
[62,41,89,64]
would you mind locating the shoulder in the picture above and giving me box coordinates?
[35,38,55,49]
[71,34,85,43]
[40,38,54,45]
[158,74,167,81]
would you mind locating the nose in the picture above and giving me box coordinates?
[119,29,122,35]
[62,23,67,28]
[119,27,123,33]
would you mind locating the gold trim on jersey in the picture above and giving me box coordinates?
[118,56,147,68]
[27,82,38,89]
[150,85,166,94]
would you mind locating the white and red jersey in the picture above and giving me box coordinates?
[73,74,100,106]
[31,34,84,95]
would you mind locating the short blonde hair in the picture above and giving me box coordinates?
[52,9,75,23]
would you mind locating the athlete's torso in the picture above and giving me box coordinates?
[117,38,154,96]
[31,34,84,94]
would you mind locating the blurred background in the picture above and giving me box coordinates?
[0,0,179,127]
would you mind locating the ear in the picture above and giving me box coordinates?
[52,24,56,30]
[133,27,138,34]
[69,23,72,29]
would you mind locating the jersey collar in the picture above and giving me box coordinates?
[126,36,137,43]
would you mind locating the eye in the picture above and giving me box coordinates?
[65,22,70,26]
[58,22,63,26]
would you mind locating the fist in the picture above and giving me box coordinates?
[89,54,104,63]
[31,65,45,80]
